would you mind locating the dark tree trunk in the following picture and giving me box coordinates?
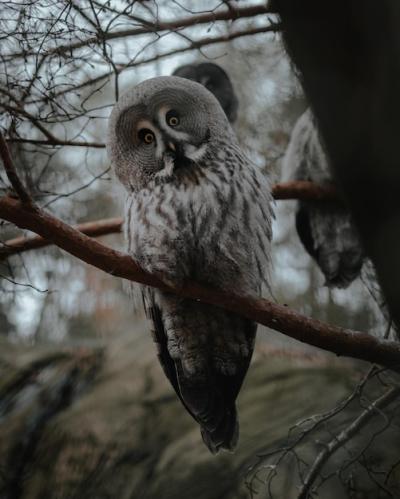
[273,0,400,326]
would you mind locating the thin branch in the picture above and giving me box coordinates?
[297,385,400,499]
[1,103,60,143]
[1,195,400,371]
[0,132,33,204]
[0,216,123,260]
[6,138,106,149]
[0,181,338,259]
[272,180,339,202]
[1,104,105,149]
[27,24,279,105]
[245,366,381,498]
[3,4,273,60]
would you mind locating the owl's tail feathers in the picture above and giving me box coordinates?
[177,369,239,454]
[200,406,239,454]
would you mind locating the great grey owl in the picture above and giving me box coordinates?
[282,110,396,337]
[107,76,273,453]
[282,109,364,288]
[172,62,238,124]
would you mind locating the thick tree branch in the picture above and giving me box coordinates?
[0,181,338,260]
[0,195,399,370]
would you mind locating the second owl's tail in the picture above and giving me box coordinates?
[200,406,239,454]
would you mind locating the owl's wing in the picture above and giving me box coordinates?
[142,287,256,453]
[296,203,364,288]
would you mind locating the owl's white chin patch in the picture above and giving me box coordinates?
[184,143,207,162]
[155,155,175,180]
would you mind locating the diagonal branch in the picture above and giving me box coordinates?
[3,4,273,60]
[0,195,400,371]
[0,132,33,204]
[27,24,279,105]
[0,217,123,260]
[1,104,104,149]
[297,384,400,499]
[0,181,338,260]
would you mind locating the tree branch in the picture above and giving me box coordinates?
[0,181,338,260]
[27,24,279,105]
[1,104,105,149]
[0,216,123,260]
[297,384,400,499]
[4,4,273,60]
[1,195,399,371]
[0,132,33,204]
[5,138,106,149]
[272,180,338,202]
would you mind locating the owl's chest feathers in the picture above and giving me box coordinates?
[126,161,272,287]
[131,167,233,242]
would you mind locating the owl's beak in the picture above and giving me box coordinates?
[164,140,184,164]
[167,141,176,152]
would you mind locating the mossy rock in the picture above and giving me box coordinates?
[0,335,398,498]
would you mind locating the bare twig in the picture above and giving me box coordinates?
[1,104,105,148]
[0,132,33,204]
[27,24,280,105]
[3,4,273,60]
[0,195,400,370]
[245,365,382,498]
[297,385,400,499]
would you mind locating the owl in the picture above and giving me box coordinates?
[172,62,238,124]
[282,110,397,337]
[107,76,273,453]
[282,109,364,288]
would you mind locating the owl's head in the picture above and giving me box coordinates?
[107,76,236,191]
[172,62,239,124]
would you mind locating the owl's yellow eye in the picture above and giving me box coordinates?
[138,128,155,144]
[166,110,180,127]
